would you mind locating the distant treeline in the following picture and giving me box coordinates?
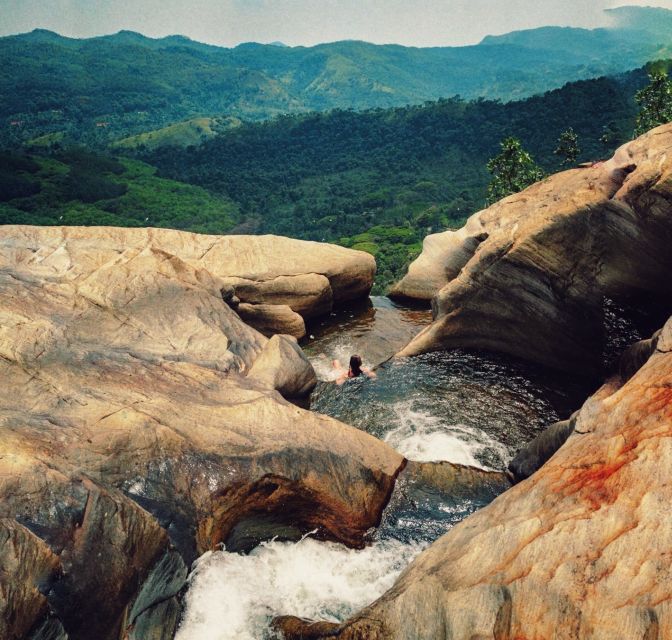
[143,65,654,289]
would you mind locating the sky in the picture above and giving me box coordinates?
[1,0,672,47]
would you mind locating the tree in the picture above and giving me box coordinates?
[486,137,544,205]
[600,121,623,148]
[634,69,672,137]
[554,127,580,166]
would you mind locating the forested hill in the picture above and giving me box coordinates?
[142,62,659,289]
[2,60,669,291]
[145,65,649,234]
[2,6,671,145]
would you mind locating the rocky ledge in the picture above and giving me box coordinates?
[276,124,672,640]
[4,225,376,340]
[393,123,672,375]
[0,226,395,640]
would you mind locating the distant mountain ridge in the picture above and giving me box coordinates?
[1,6,671,146]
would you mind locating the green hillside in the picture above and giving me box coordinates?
[3,59,669,293]
[0,149,239,233]
[1,6,671,146]
[112,116,242,150]
[143,63,658,290]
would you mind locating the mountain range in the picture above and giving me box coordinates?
[1,6,671,145]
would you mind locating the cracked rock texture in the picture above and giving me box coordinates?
[0,226,399,640]
[394,123,672,374]
[4,226,376,340]
[277,314,672,639]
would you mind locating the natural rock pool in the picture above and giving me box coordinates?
[176,297,588,640]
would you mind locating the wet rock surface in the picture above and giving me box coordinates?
[507,414,577,482]
[0,226,399,640]
[396,124,672,375]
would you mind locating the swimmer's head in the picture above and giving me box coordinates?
[349,354,363,377]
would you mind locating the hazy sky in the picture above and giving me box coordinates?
[2,0,672,47]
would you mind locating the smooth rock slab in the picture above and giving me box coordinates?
[1,226,375,335]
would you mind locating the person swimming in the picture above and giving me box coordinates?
[332,354,376,385]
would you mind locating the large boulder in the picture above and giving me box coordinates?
[248,334,318,398]
[0,226,401,640]
[237,302,308,339]
[395,123,672,374]
[278,315,672,640]
[3,225,376,338]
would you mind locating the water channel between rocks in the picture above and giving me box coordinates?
[176,296,588,640]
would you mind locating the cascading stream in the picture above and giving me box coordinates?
[175,297,587,640]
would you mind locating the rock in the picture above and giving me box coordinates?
[619,331,661,382]
[281,315,672,639]
[389,218,489,304]
[0,520,62,640]
[272,617,341,639]
[220,284,240,310]
[248,334,318,398]
[396,123,672,374]
[508,414,577,482]
[127,550,188,639]
[237,302,307,339]
[0,226,401,639]
[2,225,375,336]
[403,460,512,497]
[220,273,333,319]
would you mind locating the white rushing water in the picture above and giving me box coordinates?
[383,400,510,469]
[175,535,424,640]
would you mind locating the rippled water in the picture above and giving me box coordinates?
[177,297,588,640]
[311,349,584,470]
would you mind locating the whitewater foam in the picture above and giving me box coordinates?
[176,536,424,640]
[384,401,510,469]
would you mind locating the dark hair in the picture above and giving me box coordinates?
[349,354,363,377]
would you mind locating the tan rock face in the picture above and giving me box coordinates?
[248,334,318,398]
[0,226,400,640]
[395,124,672,374]
[3,225,375,337]
[220,273,333,319]
[279,315,672,640]
[237,302,307,339]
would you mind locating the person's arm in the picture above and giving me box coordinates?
[362,367,377,379]
[335,372,348,385]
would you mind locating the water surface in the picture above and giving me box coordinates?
[177,296,587,639]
